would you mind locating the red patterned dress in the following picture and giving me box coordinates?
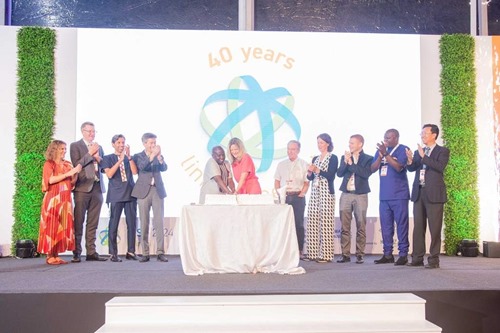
[37,160,76,254]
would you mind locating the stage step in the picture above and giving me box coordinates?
[95,293,441,333]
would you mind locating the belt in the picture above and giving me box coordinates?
[286,191,301,196]
[345,190,356,194]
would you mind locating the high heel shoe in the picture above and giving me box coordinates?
[126,252,138,260]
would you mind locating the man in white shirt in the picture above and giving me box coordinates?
[274,140,310,257]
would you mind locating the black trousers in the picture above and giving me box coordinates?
[286,194,306,252]
[108,200,138,256]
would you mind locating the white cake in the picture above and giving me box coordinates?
[203,193,275,205]
[204,194,238,205]
[236,194,275,205]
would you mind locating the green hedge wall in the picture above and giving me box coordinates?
[439,34,479,255]
[11,27,56,251]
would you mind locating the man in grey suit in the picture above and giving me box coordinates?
[406,124,450,269]
[132,133,168,263]
[70,121,107,262]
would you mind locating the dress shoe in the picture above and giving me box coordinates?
[356,255,364,264]
[406,261,424,267]
[336,255,351,263]
[71,254,81,263]
[110,255,122,262]
[316,258,331,263]
[374,255,395,264]
[425,263,440,269]
[86,253,108,261]
[139,255,150,263]
[126,252,138,260]
[157,254,168,262]
[301,257,314,262]
[394,256,408,266]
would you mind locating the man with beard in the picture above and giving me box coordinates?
[199,145,235,204]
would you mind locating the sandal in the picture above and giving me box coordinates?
[55,257,68,264]
[46,257,60,265]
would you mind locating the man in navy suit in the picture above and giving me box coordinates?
[132,133,168,263]
[70,121,107,262]
[406,124,450,269]
[102,134,138,262]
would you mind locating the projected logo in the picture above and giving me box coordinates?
[200,75,301,172]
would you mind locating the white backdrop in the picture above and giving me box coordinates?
[76,29,421,219]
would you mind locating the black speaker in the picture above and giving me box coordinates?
[15,239,35,258]
[483,241,500,258]
[458,239,479,257]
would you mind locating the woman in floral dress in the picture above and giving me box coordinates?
[38,140,82,265]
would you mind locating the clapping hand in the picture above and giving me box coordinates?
[376,141,387,157]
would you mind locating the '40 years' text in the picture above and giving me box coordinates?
[208,46,295,69]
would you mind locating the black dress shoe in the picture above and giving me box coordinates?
[86,253,108,261]
[425,263,440,269]
[157,254,168,262]
[356,255,364,264]
[336,255,351,263]
[394,256,408,266]
[71,254,81,263]
[125,252,138,260]
[110,255,122,262]
[406,261,424,267]
[374,255,395,264]
[139,255,150,263]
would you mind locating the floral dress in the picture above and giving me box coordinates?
[37,160,76,254]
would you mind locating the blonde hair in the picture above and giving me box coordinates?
[45,140,66,161]
[228,137,246,163]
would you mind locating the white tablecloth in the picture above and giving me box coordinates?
[179,204,306,275]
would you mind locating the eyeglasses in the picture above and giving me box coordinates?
[82,129,97,133]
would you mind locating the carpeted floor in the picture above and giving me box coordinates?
[1,254,499,294]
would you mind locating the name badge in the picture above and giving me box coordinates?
[380,165,388,177]
[419,169,426,183]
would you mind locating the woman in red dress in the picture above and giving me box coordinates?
[38,140,82,265]
[228,137,262,194]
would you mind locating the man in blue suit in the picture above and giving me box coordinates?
[406,124,450,269]
[132,133,168,263]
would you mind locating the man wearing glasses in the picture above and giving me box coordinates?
[406,124,450,269]
[70,121,107,262]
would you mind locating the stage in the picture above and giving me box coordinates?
[1,254,499,333]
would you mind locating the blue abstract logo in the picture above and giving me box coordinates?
[200,75,301,172]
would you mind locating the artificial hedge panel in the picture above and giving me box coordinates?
[439,34,479,255]
[12,27,56,251]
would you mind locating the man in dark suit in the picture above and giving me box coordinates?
[70,121,107,262]
[132,133,168,263]
[102,134,138,262]
[406,124,450,269]
[336,134,373,264]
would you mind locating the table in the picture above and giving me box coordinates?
[179,204,306,275]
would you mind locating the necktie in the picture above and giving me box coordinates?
[88,143,99,180]
[423,147,430,170]
[119,161,127,182]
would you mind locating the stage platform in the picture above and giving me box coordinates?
[1,254,499,333]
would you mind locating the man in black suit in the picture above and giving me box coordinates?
[406,124,450,269]
[70,121,107,262]
[132,133,168,263]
